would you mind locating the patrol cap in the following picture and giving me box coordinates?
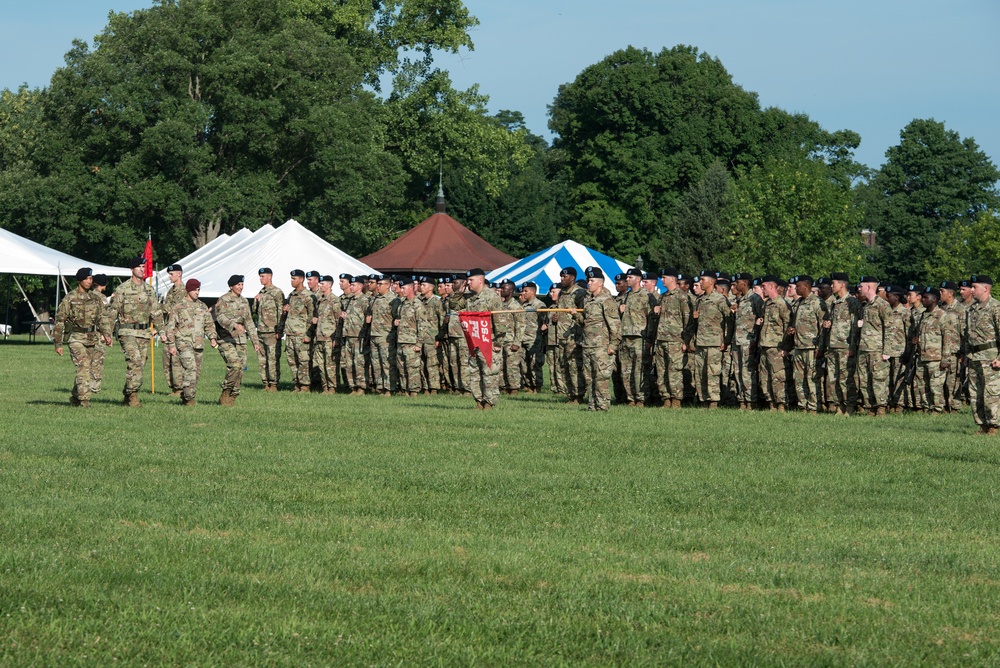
[796,275,815,285]
[733,272,753,282]
[660,267,679,277]
[166,264,182,273]
[185,278,201,291]
[128,256,146,269]
[75,267,93,281]
[625,267,643,277]
[614,273,626,282]
[306,270,321,279]
[585,266,604,279]
[320,275,334,283]
[831,272,850,282]
[559,266,577,277]
[971,274,994,285]
[290,269,306,278]
[521,281,537,291]
[939,280,958,291]
[858,275,879,284]
[760,274,779,284]
[466,268,486,277]
[92,273,108,286]
[350,275,366,284]
[258,267,273,275]
[922,286,940,299]
[228,274,244,287]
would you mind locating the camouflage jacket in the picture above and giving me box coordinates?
[579,288,622,351]
[285,288,316,337]
[396,296,420,346]
[826,294,861,351]
[466,287,511,345]
[884,304,909,358]
[254,284,285,334]
[964,297,1000,362]
[502,297,524,348]
[418,294,445,344]
[689,291,730,348]
[162,283,186,319]
[444,292,467,338]
[522,297,545,348]
[554,284,586,343]
[54,287,107,346]
[107,278,164,339]
[858,296,893,354]
[942,300,966,355]
[790,293,827,349]
[656,288,692,344]
[733,292,764,347]
[915,307,957,362]
[315,293,343,342]
[213,291,259,346]
[620,288,651,338]
[759,297,791,348]
[341,293,370,339]
[167,297,215,349]
[368,292,397,339]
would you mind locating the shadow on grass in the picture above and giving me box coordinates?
[925,451,1000,466]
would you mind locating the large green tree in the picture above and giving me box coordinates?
[863,118,999,283]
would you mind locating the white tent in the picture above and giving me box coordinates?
[0,227,131,278]
[156,219,375,298]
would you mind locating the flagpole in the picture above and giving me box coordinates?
[147,228,155,395]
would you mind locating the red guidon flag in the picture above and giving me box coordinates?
[143,237,154,280]
[459,311,494,367]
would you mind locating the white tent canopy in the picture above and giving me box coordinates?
[0,227,131,277]
[156,219,375,298]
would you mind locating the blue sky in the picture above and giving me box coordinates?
[2,0,998,170]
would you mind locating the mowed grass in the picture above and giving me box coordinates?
[0,338,998,666]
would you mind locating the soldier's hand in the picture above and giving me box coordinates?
[719,344,726,352]
[822,320,831,329]
[235,323,245,335]
[511,344,519,352]
[435,341,440,349]
[653,305,661,315]
[882,354,889,362]
[254,344,262,355]
[282,304,290,313]
[303,337,310,344]
[540,324,548,331]
[254,293,262,302]
[781,350,788,358]
[414,346,421,353]
[730,303,737,313]
[619,304,626,314]
[168,346,177,357]
[104,335,113,346]
[312,317,318,324]
[365,315,372,324]
[551,314,558,323]
[992,358,1000,370]
[692,310,700,319]
[211,339,218,349]
[755,317,763,326]
[787,327,795,335]
[55,346,63,356]
[940,360,949,371]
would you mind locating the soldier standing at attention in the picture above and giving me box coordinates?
[465,268,511,410]
[787,276,827,414]
[688,271,730,409]
[166,279,217,406]
[757,275,791,412]
[619,268,651,407]
[854,277,893,415]
[54,268,111,407]
[822,273,860,414]
[444,275,471,394]
[367,274,397,396]
[552,267,587,405]
[213,275,261,406]
[730,273,763,410]
[965,275,1000,434]
[912,287,956,413]
[938,280,966,411]
[253,267,284,392]
[313,275,343,394]
[393,277,422,397]
[416,277,445,395]
[544,286,563,394]
[612,273,629,404]
[497,279,524,394]
[883,286,909,413]
[161,264,186,395]
[284,269,316,392]
[89,273,111,395]
[577,267,621,411]
[341,275,370,395]
[107,256,164,407]
[654,269,690,409]
[519,282,546,393]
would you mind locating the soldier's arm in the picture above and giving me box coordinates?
[604,298,622,352]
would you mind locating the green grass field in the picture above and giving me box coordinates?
[1,338,998,666]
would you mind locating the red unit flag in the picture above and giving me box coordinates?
[459,311,494,367]
[143,238,154,279]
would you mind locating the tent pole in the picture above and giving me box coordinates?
[13,275,52,342]
[3,275,10,340]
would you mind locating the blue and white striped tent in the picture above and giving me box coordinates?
[486,240,633,293]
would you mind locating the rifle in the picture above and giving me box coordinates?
[889,345,920,407]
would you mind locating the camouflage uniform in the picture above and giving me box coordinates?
[53,286,108,405]
[213,290,259,397]
[654,287,691,405]
[965,296,1000,429]
[825,294,860,412]
[941,299,966,410]
[368,290,398,394]
[521,296,546,392]
[731,292,764,406]
[284,287,316,390]
[758,296,791,408]
[578,287,622,411]
[500,296,525,392]
[905,302,927,409]
[417,293,444,392]
[466,287,511,408]
[162,282,187,393]
[690,291,730,404]
[254,284,285,389]
[789,293,827,412]
[914,306,957,412]
[444,291,470,392]
[396,296,423,394]
[166,297,216,402]
[619,287,651,404]
[856,296,893,411]
[341,291,370,392]
[543,306,563,393]
[884,303,909,410]
[314,292,343,392]
[555,284,587,401]
[107,278,164,401]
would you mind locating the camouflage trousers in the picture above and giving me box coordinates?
[501,343,523,391]
[397,344,423,393]
[118,335,151,395]
[314,340,340,391]
[619,336,645,403]
[342,337,367,390]
[964,358,978,414]
[218,340,248,395]
[969,360,1000,427]
[694,346,724,402]
[91,341,107,394]
[917,361,948,412]
[886,357,903,408]
[825,349,857,410]
[163,342,184,392]
[285,337,311,388]
[855,351,889,409]
[175,340,205,401]
[791,349,822,411]
[653,341,684,401]
[545,345,564,394]
[468,346,501,407]
[521,340,544,391]
[759,347,786,406]
[730,344,755,404]
[582,347,613,411]
[559,339,585,400]
[421,343,441,391]
[445,336,470,392]
[68,341,102,402]
[257,333,281,388]
[370,336,395,392]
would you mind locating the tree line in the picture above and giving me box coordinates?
[1,0,998,300]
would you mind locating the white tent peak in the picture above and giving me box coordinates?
[0,226,131,277]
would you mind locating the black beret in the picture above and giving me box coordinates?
[585,266,604,279]
[760,274,779,284]
[971,274,994,285]
[752,278,761,287]
[906,283,922,292]
[338,273,352,280]
[75,267,93,281]
[733,272,753,282]
[490,282,500,289]
[831,272,850,282]
[625,267,643,277]
[128,256,146,269]
[676,273,690,282]
[92,273,108,286]
[776,279,789,288]
[350,275,365,284]
[699,269,716,278]
[816,277,831,286]
[787,277,797,285]
[559,266,577,277]
[521,281,537,290]
[660,267,679,277]
[796,275,814,285]
[884,285,902,295]
[440,276,452,284]
[228,274,244,287]
[960,279,971,288]
[715,272,731,284]
[166,264,182,273]
[367,274,379,280]
[258,267,273,275]
[398,276,414,286]
[499,278,517,287]
[858,276,879,284]
[614,273,626,282]
[642,272,658,281]
[466,268,486,278]
[922,286,940,298]
[939,280,959,291]
[306,270,320,279]
[290,269,306,278]
[320,275,334,283]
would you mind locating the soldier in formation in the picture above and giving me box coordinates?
[54,268,112,407]
[165,278,218,406]
[106,255,164,407]
[213,275,262,405]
